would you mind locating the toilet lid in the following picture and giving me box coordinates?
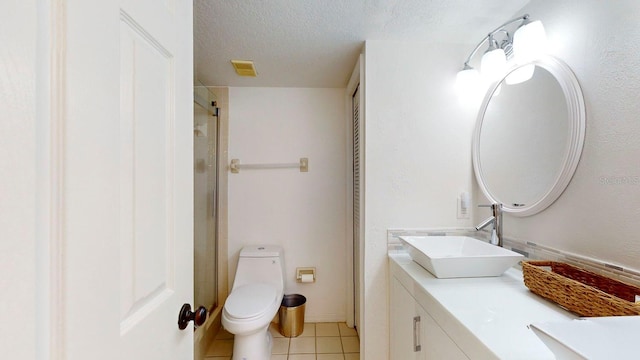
[226,283,277,319]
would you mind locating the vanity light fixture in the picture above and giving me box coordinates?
[456,14,547,94]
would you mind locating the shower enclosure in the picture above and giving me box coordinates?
[193,84,219,313]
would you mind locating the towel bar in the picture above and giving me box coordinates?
[229,158,308,173]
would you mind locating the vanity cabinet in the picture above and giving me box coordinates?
[389,252,577,359]
[390,277,469,360]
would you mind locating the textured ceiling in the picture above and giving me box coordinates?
[194,0,530,88]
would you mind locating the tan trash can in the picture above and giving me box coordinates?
[278,294,306,337]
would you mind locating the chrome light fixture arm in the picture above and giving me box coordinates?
[462,14,530,67]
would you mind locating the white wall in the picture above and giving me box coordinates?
[362,41,477,359]
[228,87,347,322]
[475,0,640,270]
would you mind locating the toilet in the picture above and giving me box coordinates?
[222,245,285,360]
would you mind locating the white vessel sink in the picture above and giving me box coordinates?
[530,316,640,359]
[398,236,523,278]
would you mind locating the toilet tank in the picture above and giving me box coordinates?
[232,245,285,294]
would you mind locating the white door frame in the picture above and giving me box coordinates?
[0,1,63,358]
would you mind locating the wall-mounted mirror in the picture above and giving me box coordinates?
[472,56,586,216]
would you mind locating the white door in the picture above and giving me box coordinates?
[63,0,194,358]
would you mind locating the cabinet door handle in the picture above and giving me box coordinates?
[413,316,421,352]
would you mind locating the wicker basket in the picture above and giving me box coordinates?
[522,260,640,317]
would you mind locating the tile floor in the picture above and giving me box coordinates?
[205,322,360,360]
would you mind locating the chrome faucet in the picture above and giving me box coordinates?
[475,203,503,247]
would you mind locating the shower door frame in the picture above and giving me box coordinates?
[193,88,220,313]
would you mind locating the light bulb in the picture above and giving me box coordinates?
[456,67,480,90]
[456,67,482,99]
[481,47,507,82]
[513,20,547,61]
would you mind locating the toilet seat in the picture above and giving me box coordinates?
[224,283,277,320]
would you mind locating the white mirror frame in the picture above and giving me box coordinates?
[472,55,586,217]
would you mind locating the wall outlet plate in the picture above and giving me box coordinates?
[457,195,470,219]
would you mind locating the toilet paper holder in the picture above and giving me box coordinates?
[296,267,316,283]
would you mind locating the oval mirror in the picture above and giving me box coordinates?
[472,56,585,216]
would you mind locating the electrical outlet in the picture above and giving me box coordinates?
[457,192,470,219]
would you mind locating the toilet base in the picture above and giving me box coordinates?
[231,326,272,360]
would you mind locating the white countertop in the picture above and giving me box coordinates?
[389,252,577,359]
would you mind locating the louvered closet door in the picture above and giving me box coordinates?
[352,85,361,330]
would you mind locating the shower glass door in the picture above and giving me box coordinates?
[194,85,218,311]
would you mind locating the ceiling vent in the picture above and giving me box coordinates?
[230,60,257,77]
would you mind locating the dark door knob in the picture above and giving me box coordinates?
[178,303,207,330]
